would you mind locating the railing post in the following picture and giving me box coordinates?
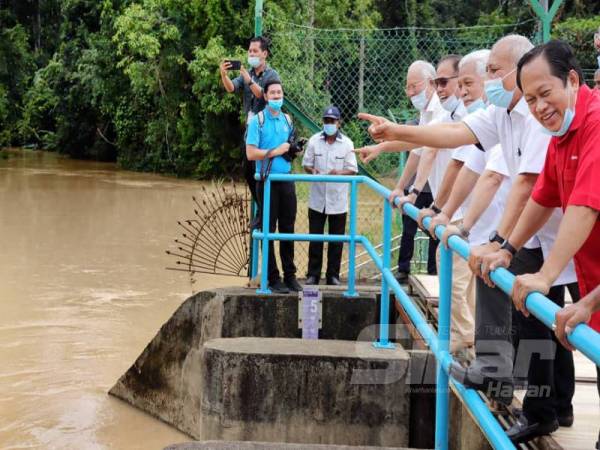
[256,177,271,294]
[435,244,452,450]
[344,180,359,297]
[374,198,395,349]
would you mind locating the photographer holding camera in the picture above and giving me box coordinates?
[220,36,281,204]
[246,80,302,294]
[302,106,358,286]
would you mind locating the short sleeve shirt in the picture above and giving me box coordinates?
[232,66,280,117]
[531,85,600,331]
[245,109,292,174]
[302,132,358,214]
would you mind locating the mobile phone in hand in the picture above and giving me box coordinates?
[225,60,241,70]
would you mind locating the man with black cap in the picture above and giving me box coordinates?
[302,106,358,285]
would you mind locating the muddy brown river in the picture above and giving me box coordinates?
[0,149,243,449]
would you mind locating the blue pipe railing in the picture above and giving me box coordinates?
[251,173,600,450]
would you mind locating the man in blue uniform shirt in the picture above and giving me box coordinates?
[246,80,300,293]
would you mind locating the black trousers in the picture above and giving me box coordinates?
[306,208,347,280]
[472,247,577,424]
[256,180,297,283]
[241,136,259,205]
[397,189,438,275]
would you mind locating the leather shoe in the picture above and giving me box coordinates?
[284,277,302,292]
[506,415,558,444]
[557,412,574,427]
[305,275,319,285]
[268,279,289,294]
[395,271,409,283]
[449,362,513,405]
[326,276,341,286]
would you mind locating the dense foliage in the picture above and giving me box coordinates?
[0,0,599,177]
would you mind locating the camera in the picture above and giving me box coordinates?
[283,136,307,162]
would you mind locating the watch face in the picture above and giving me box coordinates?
[489,230,497,241]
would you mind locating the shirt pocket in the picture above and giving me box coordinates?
[314,152,325,172]
[561,165,578,204]
[333,155,346,171]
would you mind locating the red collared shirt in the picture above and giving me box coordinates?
[532,85,600,332]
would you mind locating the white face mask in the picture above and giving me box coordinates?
[410,88,429,111]
[441,95,461,112]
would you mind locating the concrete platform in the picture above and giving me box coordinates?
[201,338,411,447]
[165,441,419,450]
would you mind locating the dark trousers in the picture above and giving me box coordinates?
[256,180,297,283]
[397,189,438,275]
[472,247,577,424]
[241,140,259,205]
[307,208,347,280]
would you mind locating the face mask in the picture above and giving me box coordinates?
[597,55,600,68]
[466,98,486,114]
[267,99,283,111]
[441,95,461,112]
[323,124,337,136]
[248,56,261,68]
[484,69,516,108]
[542,82,576,137]
[410,89,429,111]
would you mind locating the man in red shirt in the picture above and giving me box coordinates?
[481,40,600,445]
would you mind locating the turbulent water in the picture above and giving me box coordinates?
[0,149,243,449]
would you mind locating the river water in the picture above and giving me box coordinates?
[0,149,243,449]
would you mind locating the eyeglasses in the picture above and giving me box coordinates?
[434,76,458,88]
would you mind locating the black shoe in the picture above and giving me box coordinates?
[326,276,341,286]
[269,279,289,294]
[305,275,319,285]
[284,277,302,292]
[506,415,558,444]
[557,412,574,427]
[395,271,409,283]
[449,362,514,406]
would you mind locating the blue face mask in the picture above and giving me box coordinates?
[267,99,283,111]
[248,56,261,68]
[466,98,486,114]
[410,89,429,111]
[441,95,461,112]
[323,124,338,136]
[484,69,516,108]
[542,83,576,137]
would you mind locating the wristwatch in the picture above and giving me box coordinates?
[500,240,518,256]
[247,79,255,86]
[430,203,442,214]
[458,223,470,239]
[410,187,421,196]
[488,230,505,245]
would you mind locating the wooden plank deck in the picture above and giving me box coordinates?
[408,274,599,450]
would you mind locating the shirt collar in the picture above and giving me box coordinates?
[566,84,592,135]
[251,64,270,77]
[510,95,529,117]
[425,92,440,113]
[320,131,342,141]
[264,106,284,120]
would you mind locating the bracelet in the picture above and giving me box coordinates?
[458,223,470,239]
[430,203,442,214]
[410,187,421,196]
[500,240,518,256]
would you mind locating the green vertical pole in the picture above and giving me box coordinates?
[255,0,263,37]
[529,0,564,42]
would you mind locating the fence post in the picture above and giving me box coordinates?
[257,177,271,294]
[374,198,395,349]
[529,0,563,42]
[344,180,359,297]
[254,0,263,37]
[435,244,453,450]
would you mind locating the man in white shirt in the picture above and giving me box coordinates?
[302,106,358,285]
[358,34,577,443]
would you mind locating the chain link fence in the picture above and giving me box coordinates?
[262,17,537,278]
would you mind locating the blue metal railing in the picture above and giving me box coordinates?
[251,173,600,450]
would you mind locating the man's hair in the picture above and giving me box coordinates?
[516,40,584,90]
[438,54,462,74]
[459,49,490,77]
[408,60,436,81]
[264,79,283,94]
[249,36,271,54]
[493,34,534,65]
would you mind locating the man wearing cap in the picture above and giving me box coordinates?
[302,106,358,285]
